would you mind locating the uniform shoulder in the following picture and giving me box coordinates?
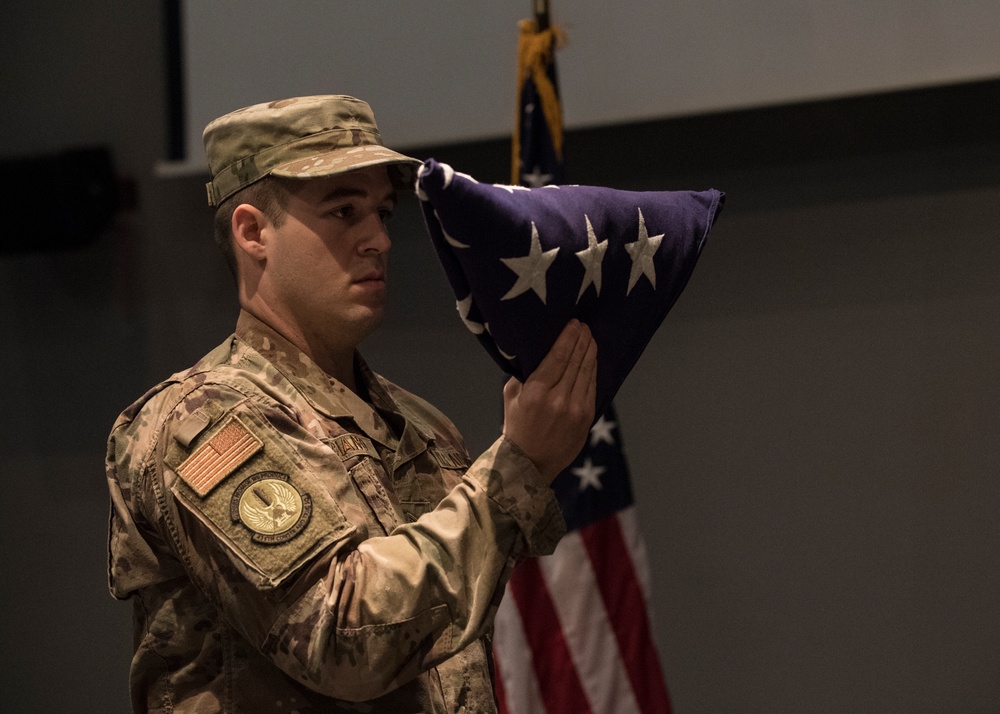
[108,335,286,464]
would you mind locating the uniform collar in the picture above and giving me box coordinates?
[234,310,408,450]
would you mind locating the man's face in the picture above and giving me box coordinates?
[261,165,397,348]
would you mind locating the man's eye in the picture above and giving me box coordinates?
[378,208,395,224]
[330,205,353,219]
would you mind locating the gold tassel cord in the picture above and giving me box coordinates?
[512,19,567,183]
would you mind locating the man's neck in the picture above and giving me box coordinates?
[241,305,359,391]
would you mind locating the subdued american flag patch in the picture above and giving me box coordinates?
[176,415,263,496]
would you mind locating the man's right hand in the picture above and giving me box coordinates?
[501,319,598,483]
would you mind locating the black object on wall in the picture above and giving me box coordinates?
[0,147,120,253]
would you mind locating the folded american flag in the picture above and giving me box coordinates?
[416,158,724,415]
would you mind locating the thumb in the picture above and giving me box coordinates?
[502,377,521,433]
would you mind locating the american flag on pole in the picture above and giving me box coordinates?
[492,14,676,714]
[494,403,675,714]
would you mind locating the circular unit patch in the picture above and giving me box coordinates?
[230,471,312,544]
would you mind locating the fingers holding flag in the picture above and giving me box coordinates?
[502,319,597,482]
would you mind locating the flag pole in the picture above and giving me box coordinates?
[534,0,550,31]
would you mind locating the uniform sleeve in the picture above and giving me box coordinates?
[133,383,565,702]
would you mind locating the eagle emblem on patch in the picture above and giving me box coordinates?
[230,471,312,544]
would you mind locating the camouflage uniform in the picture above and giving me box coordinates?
[107,311,566,712]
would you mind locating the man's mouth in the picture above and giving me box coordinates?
[355,271,386,285]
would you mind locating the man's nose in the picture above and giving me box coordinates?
[360,214,392,254]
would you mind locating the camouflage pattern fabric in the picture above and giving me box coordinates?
[202,95,422,206]
[106,311,566,713]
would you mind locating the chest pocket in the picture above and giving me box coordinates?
[325,433,402,536]
[395,444,472,523]
[349,458,403,535]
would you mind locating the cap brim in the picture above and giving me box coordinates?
[271,144,422,186]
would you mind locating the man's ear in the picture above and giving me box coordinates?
[231,204,269,261]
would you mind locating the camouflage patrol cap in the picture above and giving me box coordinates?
[203,95,422,207]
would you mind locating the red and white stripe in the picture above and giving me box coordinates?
[494,506,672,714]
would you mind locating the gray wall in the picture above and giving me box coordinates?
[179,0,1000,156]
[2,2,998,712]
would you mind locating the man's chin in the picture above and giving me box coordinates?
[348,308,385,342]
